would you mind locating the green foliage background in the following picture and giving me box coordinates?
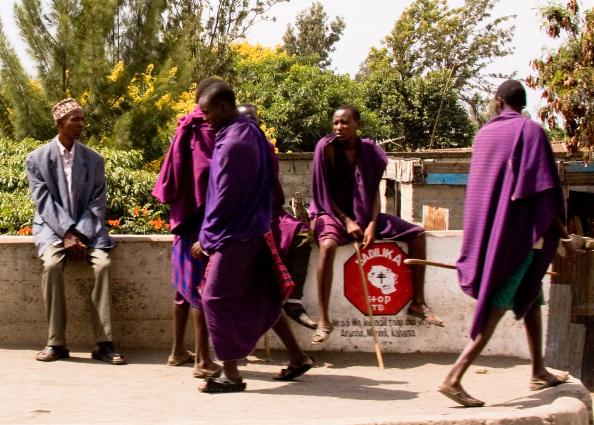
[0,0,520,234]
[0,137,168,235]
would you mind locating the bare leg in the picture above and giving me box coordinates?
[312,239,337,343]
[407,234,443,326]
[171,301,190,358]
[273,315,309,364]
[524,304,569,388]
[222,360,242,382]
[316,239,337,327]
[273,315,315,379]
[192,307,220,374]
[439,307,506,406]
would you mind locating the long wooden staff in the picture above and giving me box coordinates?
[403,258,557,277]
[354,242,385,369]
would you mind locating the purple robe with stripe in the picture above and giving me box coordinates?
[457,109,564,338]
[199,116,282,361]
[152,106,215,308]
[310,134,423,243]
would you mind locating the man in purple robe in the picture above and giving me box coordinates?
[152,78,223,378]
[309,105,441,345]
[237,103,316,330]
[195,81,313,393]
[438,80,574,407]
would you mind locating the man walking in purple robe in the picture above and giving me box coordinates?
[438,80,574,407]
[309,105,442,345]
[195,81,313,393]
[152,79,223,378]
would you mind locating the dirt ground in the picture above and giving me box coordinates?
[0,348,591,425]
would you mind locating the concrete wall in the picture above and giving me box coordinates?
[275,154,468,229]
[277,153,313,201]
[0,233,550,359]
[398,184,466,229]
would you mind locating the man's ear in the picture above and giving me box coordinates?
[494,98,504,113]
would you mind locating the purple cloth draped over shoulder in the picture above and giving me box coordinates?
[152,106,215,233]
[309,134,423,243]
[199,116,272,253]
[199,116,281,361]
[152,106,215,308]
[269,144,308,258]
[457,109,564,338]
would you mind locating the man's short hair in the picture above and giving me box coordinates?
[495,80,526,109]
[335,105,361,123]
[200,81,236,108]
[195,77,225,103]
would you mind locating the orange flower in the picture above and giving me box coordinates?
[17,226,32,235]
[132,207,140,217]
[142,207,149,216]
[151,218,164,230]
[107,219,120,228]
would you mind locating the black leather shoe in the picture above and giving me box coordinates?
[283,302,317,330]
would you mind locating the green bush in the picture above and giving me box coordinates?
[0,137,170,235]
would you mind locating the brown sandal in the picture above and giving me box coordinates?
[36,346,70,362]
[167,350,195,366]
[311,324,333,344]
[407,305,444,327]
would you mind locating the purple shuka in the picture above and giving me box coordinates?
[199,116,282,362]
[152,106,215,232]
[457,109,564,338]
[310,134,423,243]
[152,106,215,308]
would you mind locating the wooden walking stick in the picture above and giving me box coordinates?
[354,242,385,369]
[403,258,558,277]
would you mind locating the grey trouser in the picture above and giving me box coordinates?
[40,244,113,346]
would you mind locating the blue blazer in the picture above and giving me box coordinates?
[26,138,113,257]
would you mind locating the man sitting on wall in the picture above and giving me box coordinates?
[309,105,442,344]
[26,98,126,364]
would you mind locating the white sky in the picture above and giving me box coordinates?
[1,0,592,116]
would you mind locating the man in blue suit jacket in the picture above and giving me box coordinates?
[26,98,126,364]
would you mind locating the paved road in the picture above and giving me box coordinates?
[0,348,590,424]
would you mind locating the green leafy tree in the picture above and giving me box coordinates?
[526,0,593,155]
[231,43,386,152]
[0,21,53,141]
[358,0,514,149]
[0,0,287,160]
[282,1,345,68]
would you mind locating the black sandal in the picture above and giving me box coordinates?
[199,377,246,393]
[91,342,127,365]
[273,355,315,381]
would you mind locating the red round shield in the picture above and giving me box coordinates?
[343,241,413,316]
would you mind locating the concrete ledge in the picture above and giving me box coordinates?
[0,232,548,359]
